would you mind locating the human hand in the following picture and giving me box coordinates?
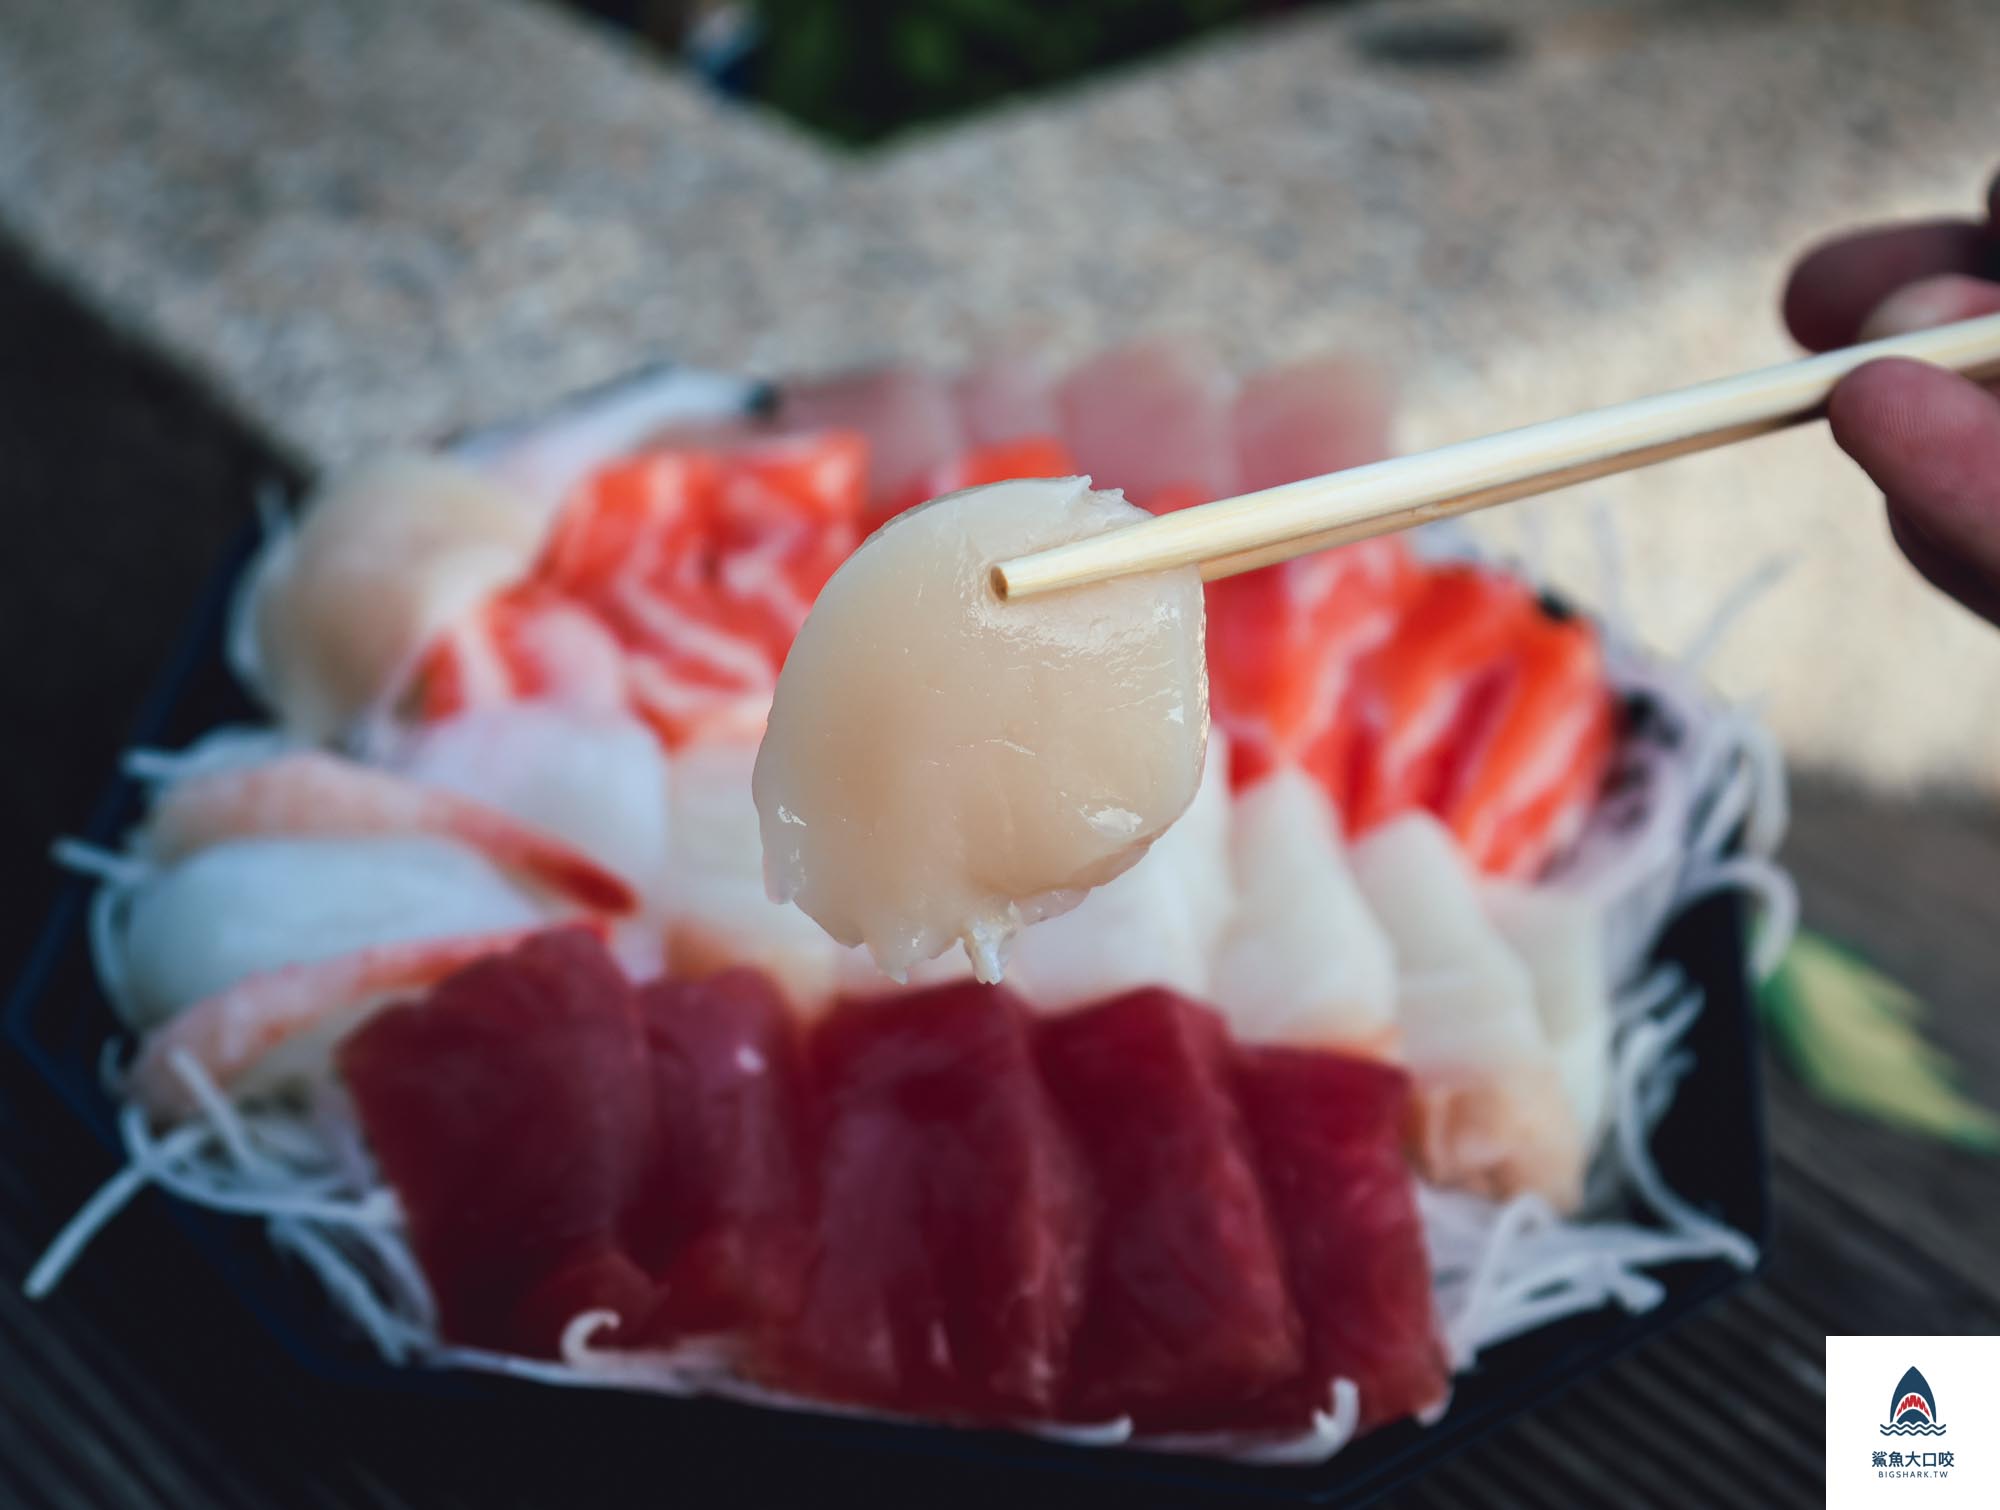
[1783,172,2000,622]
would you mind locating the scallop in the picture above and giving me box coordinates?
[753,476,1208,982]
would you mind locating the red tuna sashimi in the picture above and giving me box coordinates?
[1205,538,1418,798]
[1231,356,1394,495]
[628,970,811,1341]
[954,350,1060,448]
[338,928,654,1355]
[1234,1048,1449,1434]
[778,982,1090,1418]
[779,368,964,526]
[1036,989,1302,1429]
[1057,340,1235,511]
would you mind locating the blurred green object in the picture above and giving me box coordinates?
[747,0,1303,145]
[1760,931,2000,1152]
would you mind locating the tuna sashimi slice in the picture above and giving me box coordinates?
[779,982,1090,1419]
[628,970,811,1341]
[1234,1047,1449,1434]
[1231,356,1393,495]
[1036,989,1302,1429]
[338,928,654,1355]
[1056,340,1235,511]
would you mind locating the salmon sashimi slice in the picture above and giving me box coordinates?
[1233,1047,1449,1434]
[1036,989,1302,1429]
[1441,607,1618,877]
[410,431,866,749]
[778,982,1090,1419]
[338,928,655,1355]
[627,970,812,1342]
[1205,538,1419,798]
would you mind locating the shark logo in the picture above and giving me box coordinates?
[1882,1366,1947,1437]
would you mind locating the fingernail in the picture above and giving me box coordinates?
[1859,275,2000,340]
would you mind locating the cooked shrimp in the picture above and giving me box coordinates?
[143,751,638,914]
[754,476,1209,982]
[130,928,551,1120]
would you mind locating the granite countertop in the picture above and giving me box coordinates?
[4,0,2000,787]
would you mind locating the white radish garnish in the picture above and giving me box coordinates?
[1351,813,1585,1212]
[384,704,672,912]
[1005,726,1234,1010]
[1210,769,1397,1052]
[236,455,545,739]
[117,836,544,1030]
[753,477,1208,982]
[143,750,637,914]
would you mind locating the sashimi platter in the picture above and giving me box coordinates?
[31,345,1794,1471]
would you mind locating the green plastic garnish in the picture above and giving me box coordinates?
[1760,931,2000,1152]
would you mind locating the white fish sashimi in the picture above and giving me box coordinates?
[1351,813,1585,1211]
[117,836,544,1031]
[1210,769,1396,1051]
[1005,728,1233,1010]
[386,704,672,912]
[1484,882,1613,1145]
[238,455,546,740]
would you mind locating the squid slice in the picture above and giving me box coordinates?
[385,704,672,913]
[1483,881,1613,1145]
[753,477,1208,983]
[237,455,546,740]
[1210,770,1397,1053]
[1350,813,1585,1211]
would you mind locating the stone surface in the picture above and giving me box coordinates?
[4,0,2000,787]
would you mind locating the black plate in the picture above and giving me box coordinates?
[5,513,1770,1506]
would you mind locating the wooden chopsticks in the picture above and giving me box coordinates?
[991,312,2000,601]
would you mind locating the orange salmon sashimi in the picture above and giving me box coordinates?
[411,432,867,748]
[886,435,1082,521]
[1206,539,1420,797]
[1208,550,1617,880]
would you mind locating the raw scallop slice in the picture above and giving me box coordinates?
[1234,1047,1449,1434]
[339,929,654,1354]
[779,982,1089,1418]
[1037,989,1300,1429]
[630,970,811,1340]
[1003,725,1233,1010]
[754,476,1208,983]
[1350,814,1584,1209]
[1056,341,1236,511]
[1230,356,1393,495]
[1210,770,1397,1052]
